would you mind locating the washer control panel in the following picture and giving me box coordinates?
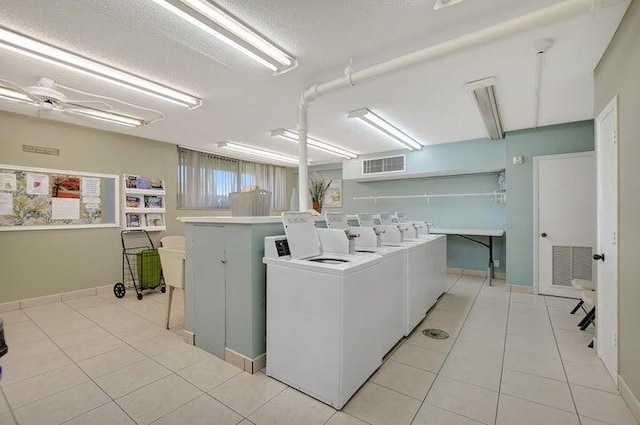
[264,236,291,259]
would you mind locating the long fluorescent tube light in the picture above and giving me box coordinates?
[0,85,32,102]
[271,129,358,160]
[467,77,504,140]
[217,142,300,165]
[0,27,201,108]
[66,106,146,128]
[347,108,423,150]
[151,0,296,74]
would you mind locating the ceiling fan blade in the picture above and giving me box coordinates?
[0,80,42,104]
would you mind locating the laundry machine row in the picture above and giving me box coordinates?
[263,212,402,409]
[263,211,446,409]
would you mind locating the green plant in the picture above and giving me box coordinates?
[309,173,332,204]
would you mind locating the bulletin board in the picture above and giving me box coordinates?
[0,164,119,231]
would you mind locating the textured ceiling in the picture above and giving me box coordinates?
[0,0,631,165]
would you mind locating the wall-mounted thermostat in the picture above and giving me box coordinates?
[512,155,523,165]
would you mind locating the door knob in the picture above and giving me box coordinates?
[541,233,547,238]
[593,253,605,262]
[220,259,227,264]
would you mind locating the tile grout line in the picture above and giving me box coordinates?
[493,284,511,425]
[4,293,191,424]
[16,295,180,423]
[543,295,583,425]
[407,274,489,425]
[19,304,138,425]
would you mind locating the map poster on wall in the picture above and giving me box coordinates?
[51,198,80,220]
[0,173,16,191]
[81,177,101,198]
[26,173,49,195]
[52,176,81,198]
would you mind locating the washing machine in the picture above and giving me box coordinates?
[357,213,434,335]
[324,212,405,354]
[263,212,388,409]
[395,212,448,301]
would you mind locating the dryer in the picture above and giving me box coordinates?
[263,212,388,409]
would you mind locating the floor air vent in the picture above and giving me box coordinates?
[362,155,405,175]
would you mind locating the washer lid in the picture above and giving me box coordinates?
[325,212,348,230]
[282,212,322,260]
[378,212,394,225]
[357,213,375,227]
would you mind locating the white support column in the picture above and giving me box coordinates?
[297,102,309,211]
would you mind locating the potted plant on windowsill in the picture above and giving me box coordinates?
[309,174,332,214]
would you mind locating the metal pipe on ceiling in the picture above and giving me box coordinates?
[296,0,594,211]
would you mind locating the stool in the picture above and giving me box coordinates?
[158,247,185,330]
[570,279,595,314]
[577,289,596,331]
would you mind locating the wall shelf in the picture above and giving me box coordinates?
[123,174,166,232]
[348,167,505,183]
[352,190,507,204]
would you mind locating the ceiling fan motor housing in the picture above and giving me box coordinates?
[28,77,67,104]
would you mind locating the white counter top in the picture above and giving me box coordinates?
[178,216,283,224]
[429,228,505,237]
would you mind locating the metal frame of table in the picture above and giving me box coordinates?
[429,228,505,286]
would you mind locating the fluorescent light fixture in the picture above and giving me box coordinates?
[217,142,300,165]
[0,26,201,108]
[150,0,296,74]
[434,0,464,10]
[66,106,145,127]
[271,129,358,159]
[466,77,504,140]
[0,85,32,102]
[347,108,423,150]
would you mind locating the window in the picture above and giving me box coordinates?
[178,147,288,210]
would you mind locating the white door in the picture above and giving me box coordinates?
[595,97,618,383]
[535,152,596,297]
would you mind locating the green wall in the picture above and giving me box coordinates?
[595,0,640,408]
[505,121,595,286]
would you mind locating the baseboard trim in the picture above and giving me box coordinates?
[620,375,640,422]
[224,348,266,374]
[446,267,506,280]
[506,283,534,294]
[0,285,108,311]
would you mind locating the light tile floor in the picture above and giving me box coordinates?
[0,275,637,425]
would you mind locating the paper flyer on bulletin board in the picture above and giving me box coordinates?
[26,173,49,195]
[0,192,13,215]
[0,173,16,191]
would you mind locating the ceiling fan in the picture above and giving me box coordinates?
[0,77,164,127]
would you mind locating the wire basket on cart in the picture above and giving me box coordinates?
[113,229,166,300]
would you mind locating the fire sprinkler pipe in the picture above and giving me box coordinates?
[296,0,595,211]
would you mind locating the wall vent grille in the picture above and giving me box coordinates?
[552,245,593,287]
[362,155,406,175]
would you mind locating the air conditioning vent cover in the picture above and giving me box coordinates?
[362,155,406,175]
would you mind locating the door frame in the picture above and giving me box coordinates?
[595,95,619,383]
[533,151,596,296]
